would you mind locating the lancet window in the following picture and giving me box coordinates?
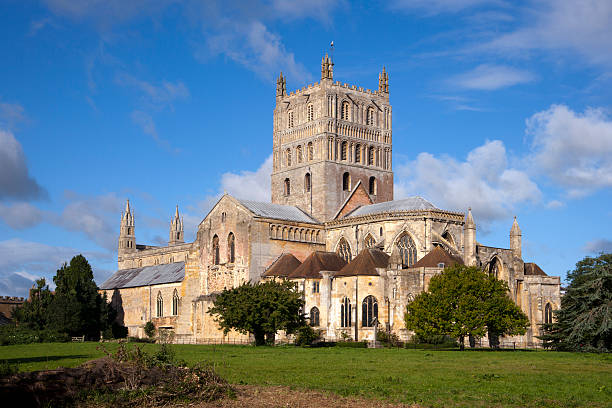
[340,297,352,327]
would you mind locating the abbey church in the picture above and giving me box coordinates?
[101,55,561,346]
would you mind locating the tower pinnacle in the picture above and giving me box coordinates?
[169,205,184,246]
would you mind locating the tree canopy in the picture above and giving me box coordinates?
[404,264,528,349]
[208,280,305,345]
[540,253,611,352]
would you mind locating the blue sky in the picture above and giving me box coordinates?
[1,0,611,296]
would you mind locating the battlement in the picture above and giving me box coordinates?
[0,296,25,303]
[287,82,320,97]
[285,80,383,99]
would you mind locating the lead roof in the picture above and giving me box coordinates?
[100,262,185,290]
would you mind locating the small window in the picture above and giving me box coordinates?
[368,146,374,165]
[437,262,445,268]
[284,178,291,196]
[362,295,378,327]
[288,111,294,128]
[310,306,320,327]
[341,141,348,161]
[342,172,350,191]
[228,232,235,263]
[304,173,311,192]
[366,107,375,125]
[286,148,292,166]
[340,297,352,327]
[212,235,220,265]
[172,289,179,316]
[307,142,314,160]
[156,291,163,317]
[312,281,319,293]
[341,101,350,120]
[307,104,314,122]
[355,144,361,163]
[369,176,376,195]
[221,212,226,223]
[297,145,303,163]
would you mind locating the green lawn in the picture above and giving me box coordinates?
[1,343,610,407]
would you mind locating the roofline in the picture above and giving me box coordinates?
[325,209,465,227]
[332,180,368,220]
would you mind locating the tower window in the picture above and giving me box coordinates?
[297,145,302,163]
[288,111,294,128]
[366,107,375,125]
[228,232,235,263]
[341,141,348,161]
[369,176,377,195]
[342,172,351,191]
[341,101,350,120]
[308,142,314,160]
[368,146,375,165]
[286,148,292,166]
[355,144,361,163]
[284,178,291,196]
[304,173,311,192]
[307,104,313,122]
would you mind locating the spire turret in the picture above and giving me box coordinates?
[464,207,477,266]
[510,216,522,259]
[276,71,286,99]
[118,199,135,256]
[378,66,389,94]
[169,205,184,246]
[321,53,333,80]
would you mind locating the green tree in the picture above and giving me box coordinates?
[540,253,611,352]
[13,278,53,330]
[405,264,528,350]
[208,280,305,345]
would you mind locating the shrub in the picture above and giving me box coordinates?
[0,361,18,377]
[336,341,367,348]
[144,321,156,339]
[295,325,320,346]
[376,329,402,347]
[0,325,70,346]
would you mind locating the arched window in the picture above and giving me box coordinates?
[366,107,375,125]
[307,142,314,160]
[544,303,553,325]
[341,101,350,120]
[340,297,352,327]
[397,233,417,268]
[369,176,376,195]
[341,141,348,160]
[227,232,235,263]
[337,238,352,262]
[310,306,320,327]
[342,172,350,191]
[307,104,314,122]
[364,234,376,248]
[297,145,303,163]
[362,295,378,327]
[488,257,501,279]
[288,111,294,128]
[368,146,375,165]
[156,291,163,317]
[355,144,361,163]
[304,173,311,192]
[212,235,220,265]
[286,148,292,166]
[172,289,179,316]
[284,178,291,196]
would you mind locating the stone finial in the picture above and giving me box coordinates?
[510,216,521,236]
[465,207,475,228]
[276,72,286,98]
[321,53,333,80]
[379,66,389,93]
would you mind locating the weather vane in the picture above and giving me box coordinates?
[330,41,335,65]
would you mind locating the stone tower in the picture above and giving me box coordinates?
[510,216,522,259]
[271,55,393,221]
[118,199,135,256]
[169,205,184,245]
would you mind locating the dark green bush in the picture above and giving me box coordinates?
[144,321,156,339]
[336,341,367,348]
[0,325,70,345]
[295,325,320,346]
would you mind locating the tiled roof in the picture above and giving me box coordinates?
[262,253,302,277]
[345,196,437,218]
[288,251,347,279]
[524,262,547,276]
[100,262,185,290]
[334,248,390,277]
[238,199,318,224]
[411,246,464,268]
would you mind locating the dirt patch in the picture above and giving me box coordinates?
[196,385,420,408]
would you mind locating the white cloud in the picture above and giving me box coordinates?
[220,155,272,202]
[583,238,612,254]
[449,64,535,90]
[526,104,612,197]
[0,202,45,229]
[271,0,341,23]
[390,0,499,14]
[395,140,541,223]
[546,200,564,209]
[0,130,47,201]
[116,74,189,110]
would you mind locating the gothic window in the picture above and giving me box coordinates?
[364,234,376,248]
[288,111,294,128]
[337,238,352,262]
[310,306,320,327]
[307,142,314,160]
[341,101,350,120]
[227,232,235,263]
[341,141,348,160]
[342,172,350,191]
[212,235,220,265]
[362,295,378,327]
[366,107,375,125]
[340,297,352,327]
[312,281,319,293]
[156,291,163,317]
[397,233,417,268]
[307,104,314,122]
[297,145,303,163]
[488,257,501,279]
[544,303,553,325]
[172,289,179,316]
[284,178,291,196]
[286,148,292,166]
[368,146,374,165]
[369,176,376,195]
[355,144,361,163]
[304,173,311,192]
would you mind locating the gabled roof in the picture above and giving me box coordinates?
[238,199,319,224]
[334,248,390,277]
[100,262,185,290]
[344,196,437,218]
[262,253,302,277]
[411,246,464,268]
[524,262,547,276]
[332,180,372,220]
[288,251,346,279]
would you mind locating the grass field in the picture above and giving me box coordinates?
[1,342,610,407]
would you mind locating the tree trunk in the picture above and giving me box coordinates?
[254,331,266,346]
[459,336,465,351]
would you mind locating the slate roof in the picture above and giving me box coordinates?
[262,253,302,277]
[100,262,185,290]
[288,251,347,279]
[238,199,318,224]
[524,262,547,276]
[345,196,437,218]
[411,246,464,268]
[335,248,390,277]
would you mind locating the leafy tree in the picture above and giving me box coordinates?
[540,253,611,352]
[12,278,53,330]
[405,264,528,350]
[208,280,305,345]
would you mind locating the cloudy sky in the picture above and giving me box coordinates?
[1,0,611,296]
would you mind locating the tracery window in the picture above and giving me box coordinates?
[310,306,320,327]
[355,144,361,163]
[544,303,553,325]
[341,141,348,160]
[307,142,314,160]
[297,145,303,163]
[340,297,352,327]
[362,295,378,327]
[156,291,163,317]
[397,233,417,269]
[337,238,352,262]
[307,104,314,122]
[364,234,376,248]
[304,173,311,192]
[369,176,376,195]
[368,146,374,165]
[341,101,350,120]
[342,172,350,191]
[227,232,235,263]
[284,178,291,196]
[212,235,220,265]
[366,107,375,125]
[288,111,294,128]
[172,289,179,316]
